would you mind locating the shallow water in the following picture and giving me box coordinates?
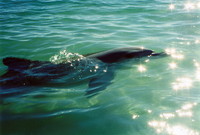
[1,0,200,135]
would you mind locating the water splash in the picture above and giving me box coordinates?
[50,50,84,64]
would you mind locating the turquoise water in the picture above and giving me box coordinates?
[1,0,200,134]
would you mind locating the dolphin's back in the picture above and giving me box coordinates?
[0,47,166,98]
[87,47,151,63]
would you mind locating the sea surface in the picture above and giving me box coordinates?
[1,0,200,135]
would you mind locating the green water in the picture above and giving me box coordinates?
[1,0,200,135]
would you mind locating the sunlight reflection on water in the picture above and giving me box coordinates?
[168,58,200,91]
[172,77,193,91]
[148,102,199,135]
[137,65,147,72]
[193,59,200,81]
[165,48,184,60]
[168,1,200,11]
[169,4,175,10]
[1,0,200,134]
[184,2,195,10]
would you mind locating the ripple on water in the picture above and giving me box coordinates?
[1,0,200,134]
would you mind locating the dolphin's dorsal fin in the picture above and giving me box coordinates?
[3,57,33,70]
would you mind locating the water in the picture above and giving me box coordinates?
[1,0,200,134]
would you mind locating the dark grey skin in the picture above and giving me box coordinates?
[0,47,166,97]
[85,47,166,97]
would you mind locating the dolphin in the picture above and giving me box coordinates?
[0,47,166,97]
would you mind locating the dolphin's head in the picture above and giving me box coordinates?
[89,47,158,63]
[124,47,153,59]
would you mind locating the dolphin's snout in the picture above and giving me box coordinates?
[150,52,168,57]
